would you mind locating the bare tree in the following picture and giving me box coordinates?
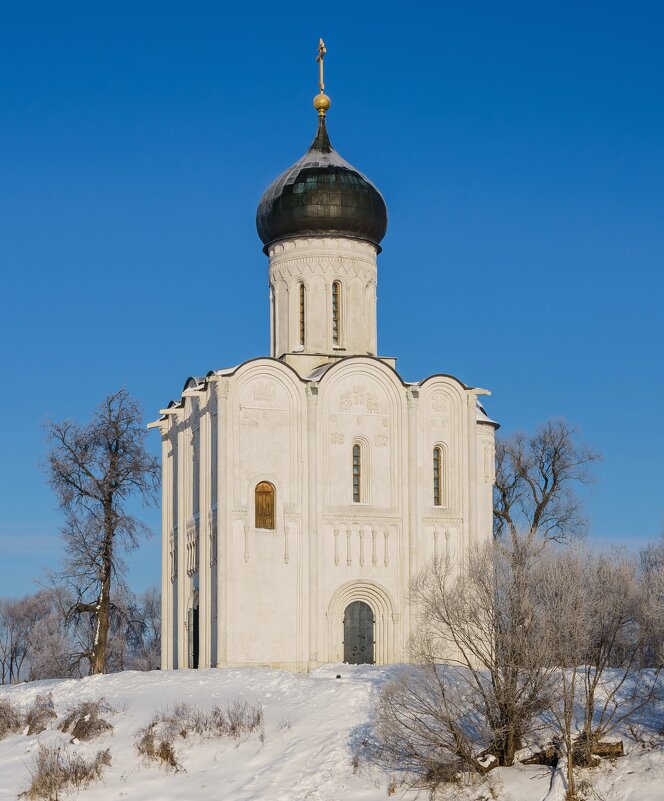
[125,588,161,671]
[492,419,602,757]
[374,541,557,792]
[0,590,79,684]
[28,587,81,681]
[578,552,661,762]
[536,548,589,801]
[45,389,159,675]
[536,548,661,800]
[494,419,600,551]
[0,595,43,684]
[640,534,664,666]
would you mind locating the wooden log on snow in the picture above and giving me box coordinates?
[591,741,624,758]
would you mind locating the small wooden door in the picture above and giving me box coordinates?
[343,601,375,664]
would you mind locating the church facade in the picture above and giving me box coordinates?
[150,61,497,671]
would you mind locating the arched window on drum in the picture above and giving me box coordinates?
[332,281,342,346]
[298,283,306,347]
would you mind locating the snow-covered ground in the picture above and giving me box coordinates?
[1,666,663,801]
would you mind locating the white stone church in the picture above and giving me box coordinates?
[150,64,497,671]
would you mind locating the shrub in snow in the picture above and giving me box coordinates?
[135,719,180,770]
[19,743,111,800]
[58,698,114,742]
[0,698,23,739]
[25,694,57,736]
[135,699,264,771]
[219,699,263,738]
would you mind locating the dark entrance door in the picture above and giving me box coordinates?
[188,606,199,669]
[343,601,375,664]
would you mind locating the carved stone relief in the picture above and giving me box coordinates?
[339,385,379,414]
[253,381,277,402]
[431,393,450,413]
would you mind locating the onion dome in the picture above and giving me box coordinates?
[256,100,388,252]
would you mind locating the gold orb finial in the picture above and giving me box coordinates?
[314,92,331,115]
[314,38,330,116]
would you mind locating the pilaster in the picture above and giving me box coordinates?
[215,378,230,665]
[158,424,170,670]
[198,395,211,667]
[176,411,187,669]
[406,388,419,580]
[306,384,319,666]
[466,393,478,549]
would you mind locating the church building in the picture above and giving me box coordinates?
[149,43,498,670]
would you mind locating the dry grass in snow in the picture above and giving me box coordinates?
[58,698,113,742]
[135,698,264,770]
[18,743,111,800]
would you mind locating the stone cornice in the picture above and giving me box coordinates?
[268,236,378,261]
[270,257,377,282]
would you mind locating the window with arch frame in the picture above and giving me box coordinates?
[433,446,443,506]
[255,481,276,529]
[332,281,341,346]
[352,443,362,503]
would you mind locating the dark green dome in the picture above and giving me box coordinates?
[256,116,388,251]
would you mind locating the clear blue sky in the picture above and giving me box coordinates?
[1,1,662,597]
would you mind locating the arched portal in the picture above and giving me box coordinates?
[327,580,397,665]
[343,601,375,664]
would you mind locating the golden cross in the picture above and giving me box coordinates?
[316,38,327,93]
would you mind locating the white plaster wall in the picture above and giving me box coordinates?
[224,361,307,667]
[158,358,497,671]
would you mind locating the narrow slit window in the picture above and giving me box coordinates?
[270,284,275,354]
[352,444,361,503]
[299,283,305,346]
[433,447,442,506]
[255,481,276,529]
[332,281,341,345]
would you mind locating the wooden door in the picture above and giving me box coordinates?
[255,482,275,529]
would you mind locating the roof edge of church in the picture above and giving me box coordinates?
[150,357,487,427]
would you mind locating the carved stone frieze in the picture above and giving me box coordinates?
[431,393,450,413]
[253,381,277,402]
[270,258,377,283]
[339,385,379,414]
[268,236,378,260]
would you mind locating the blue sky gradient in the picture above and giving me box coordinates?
[1,1,663,596]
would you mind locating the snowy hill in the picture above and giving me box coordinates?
[1,666,663,801]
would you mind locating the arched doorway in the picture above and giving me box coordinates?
[343,601,375,664]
